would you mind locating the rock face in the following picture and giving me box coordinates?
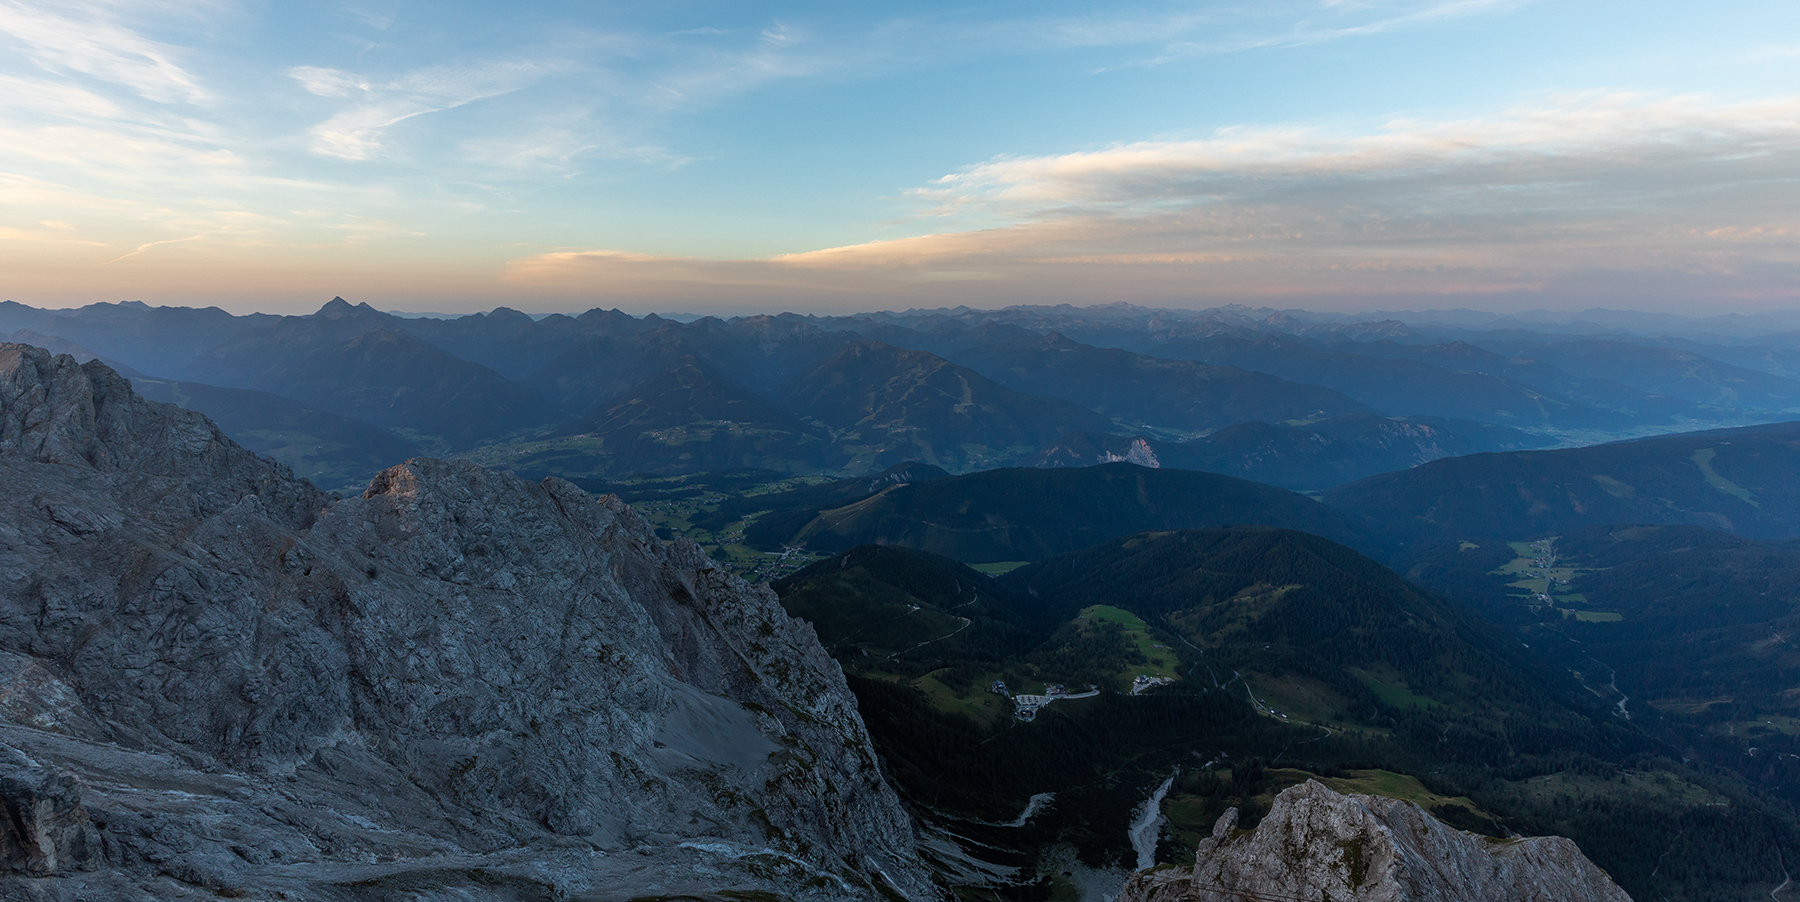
[0,748,100,877]
[0,344,934,900]
[1122,780,1632,902]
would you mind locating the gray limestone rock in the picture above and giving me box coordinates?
[0,748,100,877]
[0,344,935,901]
[1122,780,1632,902]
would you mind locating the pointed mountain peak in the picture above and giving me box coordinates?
[314,297,385,320]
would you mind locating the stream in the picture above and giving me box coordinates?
[1128,771,1178,871]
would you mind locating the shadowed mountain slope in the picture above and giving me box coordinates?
[399,306,656,381]
[130,376,419,494]
[0,299,276,376]
[1482,339,1800,411]
[1135,332,1628,430]
[852,323,1374,433]
[527,357,836,477]
[527,315,856,414]
[1325,420,1800,550]
[1002,528,1578,723]
[1310,338,1718,422]
[775,544,1048,664]
[777,462,1378,561]
[777,340,1117,473]
[1026,415,1554,490]
[183,302,555,449]
[699,461,952,550]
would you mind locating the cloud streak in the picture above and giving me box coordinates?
[0,0,210,103]
[505,92,1800,306]
[296,60,559,160]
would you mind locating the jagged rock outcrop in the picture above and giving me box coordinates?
[0,748,99,877]
[1123,780,1631,902]
[0,344,935,900]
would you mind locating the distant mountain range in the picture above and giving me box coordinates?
[4,297,1797,507]
[847,321,1375,432]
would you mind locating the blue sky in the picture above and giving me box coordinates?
[2,0,1799,314]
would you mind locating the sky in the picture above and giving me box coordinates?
[2,0,1799,316]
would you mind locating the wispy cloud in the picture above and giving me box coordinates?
[297,60,560,160]
[0,0,211,103]
[504,92,1800,306]
[925,92,1800,212]
[1143,0,1536,62]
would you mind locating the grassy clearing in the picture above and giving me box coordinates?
[1245,671,1351,725]
[1500,770,1728,811]
[1646,696,1736,716]
[968,561,1031,575]
[1693,448,1759,507]
[1569,610,1623,622]
[1080,605,1181,683]
[1348,665,1442,711]
[1709,715,1800,738]
[912,671,1011,726]
[1491,538,1613,619]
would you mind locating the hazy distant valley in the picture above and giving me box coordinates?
[7,299,1800,900]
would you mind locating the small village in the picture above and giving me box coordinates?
[992,677,1173,721]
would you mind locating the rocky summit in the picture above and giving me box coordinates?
[0,344,932,901]
[1122,780,1631,902]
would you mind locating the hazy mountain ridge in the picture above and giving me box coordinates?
[1024,415,1554,491]
[1474,339,1800,411]
[776,339,1118,473]
[0,299,278,376]
[179,300,559,449]
[538,356,839,477]
[826,321,1376,433]
[7,298,1799,497]
[130,376,422,495]
[1325,420,1800,550]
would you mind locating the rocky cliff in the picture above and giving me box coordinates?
[1122,780,1631,902]
[0,344,935,900]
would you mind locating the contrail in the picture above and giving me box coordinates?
[104,234,204,265]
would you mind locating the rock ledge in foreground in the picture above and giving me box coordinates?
[1123,780,1632,902]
